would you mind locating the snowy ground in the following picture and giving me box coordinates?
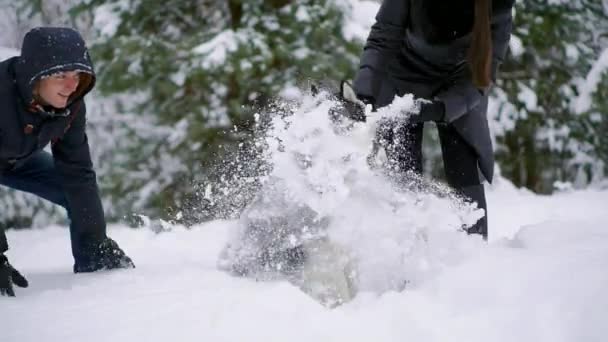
[2,179,607,342]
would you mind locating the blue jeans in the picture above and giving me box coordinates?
[0,151,83,261]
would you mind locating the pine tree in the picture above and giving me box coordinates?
[494,0,608,192]
[68,0,362,221]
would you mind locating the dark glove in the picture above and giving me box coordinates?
[410,100,445,123]
[331,80,373,122]
[0,254,29,297]
[74,237,135,273]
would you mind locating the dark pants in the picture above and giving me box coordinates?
[0,151,85,260]
[379,121,488,239]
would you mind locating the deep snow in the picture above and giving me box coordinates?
[2,181,607,342]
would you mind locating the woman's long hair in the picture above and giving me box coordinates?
[469,0,493,88]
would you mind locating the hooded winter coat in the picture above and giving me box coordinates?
[0,27,104,253]
[353,0,515,182]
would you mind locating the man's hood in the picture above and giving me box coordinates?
[14,27,96,107]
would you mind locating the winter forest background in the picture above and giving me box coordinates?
[0,0,607,230]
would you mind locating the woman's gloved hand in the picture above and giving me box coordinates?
[333,80,374,122]
[0,254,29,297]
[410,100,445,123]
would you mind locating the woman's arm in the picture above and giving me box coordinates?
[353,0,409,102]
[490,1,515,82]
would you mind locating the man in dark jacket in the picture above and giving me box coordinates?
[0,27,134,297]
[350,0,515,239]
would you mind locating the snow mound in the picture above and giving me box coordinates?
[218,90,485,302]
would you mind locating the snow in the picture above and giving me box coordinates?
[574,47,608,114]
[0,46,18,59]
[93,3,124,38]
[279,85,303,100]
[295,6,311,22]
[340,0,380,42]
[509,34,524,58]
[2,183,607,342]
[192,30,239,68]
[565,43,580,62]
[217,93,479,300]
[517,84,539,112]
[2,93,608,342]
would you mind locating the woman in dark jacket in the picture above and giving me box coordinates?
[352,0,515,239]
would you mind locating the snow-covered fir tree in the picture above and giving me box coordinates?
[493,0,608,192]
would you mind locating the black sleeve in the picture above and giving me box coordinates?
[51,101,107,242]
[0,227,7,254]
[353,0,409,101]
[436,4,514,123]
[490,3,514,81]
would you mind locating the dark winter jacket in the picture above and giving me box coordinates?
[353,0,515,182]
[0,27,104,253]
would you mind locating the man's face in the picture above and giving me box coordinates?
[37,71,81,108]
